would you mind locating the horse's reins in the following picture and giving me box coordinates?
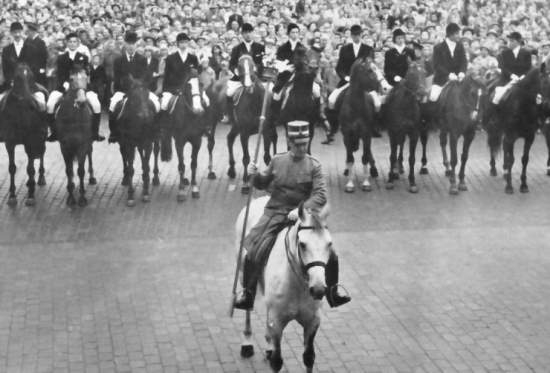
[284,223,327,283]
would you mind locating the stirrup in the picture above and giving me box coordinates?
[326,285,351,308]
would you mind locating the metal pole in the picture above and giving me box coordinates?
[229,78,274,318]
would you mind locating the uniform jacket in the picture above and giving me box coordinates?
[497,47,532,83]
[384,47,415,86]
[252,152,327,215]
[276,41,304,63]
[113,52,148,92]
[89,64,107,94]
[335,43,374,86]
[432,40,468,86]
[162,51,199,93]
[1,41,37,88]
[56,51,89,91]
[229,41,265,79]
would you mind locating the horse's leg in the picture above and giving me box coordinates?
[408,131,419,193]
[440,130,451,176]
[227,126,238,179]
[24,154,36,206]
[240,310,254,358]
[458,128,475,192]
[207,130,216,180]
[302,316,320,373]
[503,135,515,194]
[386,132,398,190]
[126,145,136,207]
[544,122,550,176]
[6,144,17,206]
[344,144,355,193]
[263,120,275,166]
[37,155,46,186]
[176,138,187,202]
[191,136,201,199]
[62,150,76,206]
[88,146,97,185]
[77,155,87,207]
[240,134,251,194]
[266,316,285,372]
[120,144,130,186]
[419,128,429,175]
[152,139,160,186]
[141,143,152,202]
[366,136,379,178]
[520,133,535,193]
[448,132,459,195]
[397,141,405,175]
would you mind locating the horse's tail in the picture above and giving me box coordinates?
[160,114,173,162]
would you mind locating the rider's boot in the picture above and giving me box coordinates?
[233,255,258,310]
[46,113,58,142]
[108,112,118,143]
[92,113,105,142]
[325,253,351,308]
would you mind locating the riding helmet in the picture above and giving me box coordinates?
[445,23,460,36]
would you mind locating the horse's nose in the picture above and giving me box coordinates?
[309,285,326,300]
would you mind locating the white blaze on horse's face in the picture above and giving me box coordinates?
[298,217,331,300]
[189,77,203,113]
[243,58,252,88]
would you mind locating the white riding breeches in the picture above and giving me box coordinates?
[369,91,381,112]
[46,90,100,114]
[328,83,349,109]
[160,91,210,111]
[110,91,160,113]
[430,85,443,102]
[226,80,242,97]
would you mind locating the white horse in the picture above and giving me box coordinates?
[235,196,332,372]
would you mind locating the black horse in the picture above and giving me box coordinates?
[160,70,209,201]
[540,66,550,176]
[55,67,97,206]
[383,60,427,193]
[0,63,47,206]
[486,65,548,193]
[117,77,157,206]
[438,75,484,194]
[339,57,380,193]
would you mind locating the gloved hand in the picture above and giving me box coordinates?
[511,74,519,81]
[536,93,542,105]
[458,72,465,81]
[449,73,458,81]
[247,162,258,176]
[394,75,402,82]
[287,208,299,221]
[63,81,70,91]
[344,76,350,82]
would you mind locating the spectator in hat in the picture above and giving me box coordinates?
[89,53,107,107]
[384,28,415,86]
[209,44,224,79]
[471,43,498,82]
[1,22,36,93]
[144,45,159,92]
[25,22,48,86]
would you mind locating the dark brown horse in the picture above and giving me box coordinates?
[0,63,47,206]
[55,66,96,206]
[339,57,381,193]
[160,70,209,201]
[117,77,157,206]
[438,75,484,194]
[383,60,427,193]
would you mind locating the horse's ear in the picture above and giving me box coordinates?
[298,202,305,221]
[318,203,330,222]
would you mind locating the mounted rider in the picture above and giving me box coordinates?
[45,32,103,142]
[272,23,304,99]
[429,23,468,103]
[108,31,160,143]
[233,121,351,311]
[384,29,416,88]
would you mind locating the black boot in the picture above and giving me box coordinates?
[108,112,118,143]
[325,253,351,308]
[233,256,258,310]
[225,96,235,125]
[92,113,105,142]
[46,113,58,142]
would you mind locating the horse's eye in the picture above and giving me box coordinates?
[299,242,306,251]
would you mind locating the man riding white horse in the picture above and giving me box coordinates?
[233,121,351,310]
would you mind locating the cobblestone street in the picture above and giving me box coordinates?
[0,122,549,372]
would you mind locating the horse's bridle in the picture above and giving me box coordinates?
[284,223,328,282]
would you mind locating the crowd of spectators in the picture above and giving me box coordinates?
[1,0,549,97]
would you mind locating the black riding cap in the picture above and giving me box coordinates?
[242,22,254,33]
[287,23,299,34]
[445,23,460,36]
[507,31,522,42]
[392,28,406,42]
[176,32,190,42]
[124,31,138,44]
[10,22,23,32]
[350,24,362,36]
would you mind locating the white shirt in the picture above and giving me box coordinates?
[178,50,188,63]
[67,50,77,60]
[13,40,24,57]
[395,44,406,54]
[352,42,362,57]
[243,41,253,53]
[512,46,520,58]
[289,40,298,51]
[445,38,456,57]
[126,52,135,61]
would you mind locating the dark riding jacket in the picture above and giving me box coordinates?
[336,43,374,87]
[229,41,265,80]
[162,51,199,93]
[56,52,89,92]
[384,47,415,86]
[432,40,468,86]
[497,47,532,84]
[113,52,148,92]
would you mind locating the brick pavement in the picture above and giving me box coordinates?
[0,121,550,372]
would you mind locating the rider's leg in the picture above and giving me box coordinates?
[325,251,351,308]
[108,91,125,143]
[46,90,64,141]
[86,91,105,141]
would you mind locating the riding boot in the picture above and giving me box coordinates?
[233,256,258,310]
[225,96,235,125]
[325,253,351,308]
[92,113,105,142]
[46,113,58,142]
[321,108,337,144]
[108,112,118,143]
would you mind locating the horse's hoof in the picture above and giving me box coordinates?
[362,182,372,192]
[7,197,17,207]
[241,185,250,195]
[344,184,355,193]
[66,196,76,206]
[127,199,136,207]
[207,171,217,180]
[505,185,514,194]
[37,176,46,186]
[458,182,468,191]
[265,349,272,361]
[142,194,151,203]
[25,198,36,207]
[392,171,400,180]
[445,170,452,177]
[385,182,394,190]
[240,344,254,358]
[183,178,190,186]
[89,177,97,185]
[419,167,429,175]
[227,168,236,179]
[78,196,88,207]
[343,169,349,177]
[370,167,379,178]
[490,169,498,177]
[398,166,405,175]
[192,190,200,199]
[546,169,550,176]
[449,185,459,195]
[409,185,419,194]
[152,176,160,186]
[177,191,186,202]
[121,177,129,186]
[520,184,529,193]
